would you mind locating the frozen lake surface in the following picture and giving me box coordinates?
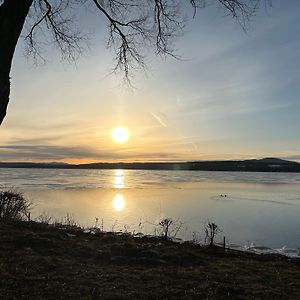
[1,168,300,248]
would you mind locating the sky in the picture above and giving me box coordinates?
[1,0,300,163]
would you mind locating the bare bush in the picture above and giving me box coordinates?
[204,221,221,247]
[157,218,183,240]
[0,190,31,221]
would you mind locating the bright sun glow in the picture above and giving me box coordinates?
[112,127,129,143]
[113,194,125,212]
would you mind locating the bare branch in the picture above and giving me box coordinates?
[22,0,271,79]
[24,0,88,63]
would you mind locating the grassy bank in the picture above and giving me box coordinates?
[1,221,300,299]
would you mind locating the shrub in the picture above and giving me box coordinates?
[157,218,183,240]
[204,221,221,247]
[0,190,31,221]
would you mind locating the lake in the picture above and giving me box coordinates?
[1,168,300,248]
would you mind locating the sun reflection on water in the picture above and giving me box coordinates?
[113,194,125,212]
[114,170,124,189]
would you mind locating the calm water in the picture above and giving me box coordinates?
[1,168,300,248]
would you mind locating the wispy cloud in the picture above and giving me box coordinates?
[150,112,168,127]
[0,144,187,162]
[0,145,101,160]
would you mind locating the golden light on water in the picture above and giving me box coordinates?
[112,127,129,143]
[113,170,125,211]
[114,170,124,188]
[113,194,125,211]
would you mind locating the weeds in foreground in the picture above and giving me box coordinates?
[35,212,52,224]
[157,218,184,240]
[62,213,78,227]
[94,217,104,231]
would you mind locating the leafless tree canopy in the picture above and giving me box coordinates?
[0,0,270,125]
[22,0,270,79]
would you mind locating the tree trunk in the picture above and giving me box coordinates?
[0,0,33,125]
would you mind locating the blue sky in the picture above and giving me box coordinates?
[0,0,300,162]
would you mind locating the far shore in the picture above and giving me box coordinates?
[1,157,300,172]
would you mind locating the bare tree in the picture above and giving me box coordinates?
[0,0,270,125]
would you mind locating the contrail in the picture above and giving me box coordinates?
[151,112,168,127]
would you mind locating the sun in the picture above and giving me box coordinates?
[112,127,129,143]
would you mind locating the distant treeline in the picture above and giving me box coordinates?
[1,158,300,172]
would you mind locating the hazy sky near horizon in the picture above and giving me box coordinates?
[1,0,300,163]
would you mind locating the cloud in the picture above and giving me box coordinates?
[6,136,64,145]
[281,155,300,162]
[150,112,168,127]
[0,145,112,161]
[0,144,184,162]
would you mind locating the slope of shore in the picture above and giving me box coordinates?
[1,221,300,299]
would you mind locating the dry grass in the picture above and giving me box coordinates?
[0,220,300,299]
